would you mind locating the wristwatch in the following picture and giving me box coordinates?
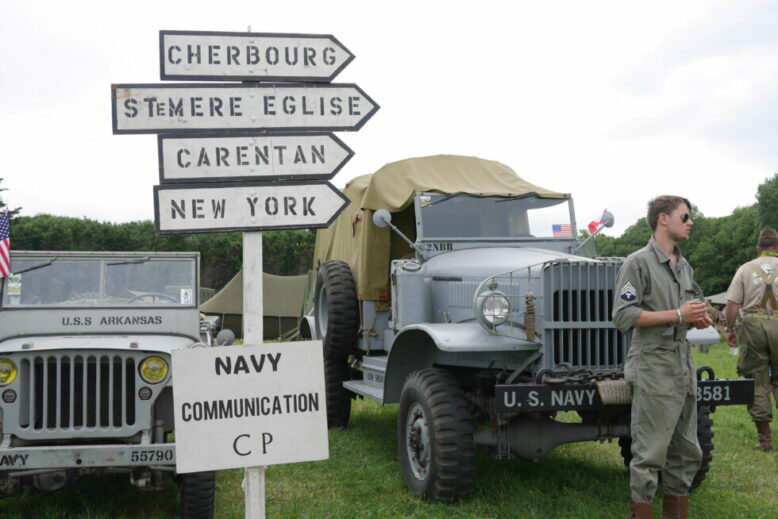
[725,327,735,333]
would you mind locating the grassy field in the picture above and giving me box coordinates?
[1,344,776,518]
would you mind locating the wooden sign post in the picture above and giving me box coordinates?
[112,29,378,519]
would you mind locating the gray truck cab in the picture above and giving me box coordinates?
[0,250,215,518]
[310,155,751,502]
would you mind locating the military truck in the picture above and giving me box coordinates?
[0,251,216,518]
[307,155,752,502]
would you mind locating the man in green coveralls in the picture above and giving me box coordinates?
[613,196,712,519]
[724,227,778,452]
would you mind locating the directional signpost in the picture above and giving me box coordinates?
[157,132,353,183]
[111,29,378,519]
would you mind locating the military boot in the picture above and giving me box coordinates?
[756,421,773,451]
[661,494,688,519]
[630,502,652,519]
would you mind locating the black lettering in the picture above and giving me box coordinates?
[227,45,240,65]
[348,96,361,115]
[274,145,286,165]
[190,97,203,117]
[182,403,191,422]
[143,97,158,117]
[265,46,279,65]
[255,146,270,165]
[264,96,276,115]
[267,352,281,371]
[236,146,248,166]
[302,96,314,115]
[329,97,342,115]
[167,45,181,64]
[208,44,220,64]
[212,199,226,218]
[293,146,306,164]
[168,98,184,116]
[285,47,298,65]
[209,97,224,117]
[187,44,201,64]
[311,145,325,164]
[230,97,242,116]
[323,47,336,65]
[265,197,279,215]
[171,200,186,219]
[216,147,229,166]
[303,197,315,216]
[246,197,258,216]
[123,98,138,118]
[247,45,259,65]
[192,199,205,219]
[177,149,191,168]
[303,47,316,66]
[284,197,297,215]
[197,148,211,167]
[233,356,249,374]
[282,96,295,115]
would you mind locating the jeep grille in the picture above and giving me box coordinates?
[6,351,160,440]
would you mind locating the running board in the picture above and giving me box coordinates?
[343,380,384,403]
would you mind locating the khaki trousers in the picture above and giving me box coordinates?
[738,317,778,422]
[625,339,703,502]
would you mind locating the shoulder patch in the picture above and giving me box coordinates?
[620,281,637,301]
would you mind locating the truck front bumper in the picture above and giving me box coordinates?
[0,442,176,474]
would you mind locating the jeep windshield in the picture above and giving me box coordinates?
[1,256,196,307]
[417,192,574,239]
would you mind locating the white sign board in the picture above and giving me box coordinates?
[111,83,379,134]
[153,181,349,234]
[158,132,353,183]
[172,341,329,473]
[159,30,354,82]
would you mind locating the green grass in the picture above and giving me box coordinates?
[2,343,775,518]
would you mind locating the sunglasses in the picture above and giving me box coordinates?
[678,213,691,223]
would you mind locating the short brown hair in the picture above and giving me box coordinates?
[646,195,692,231]
[758,227,778,250]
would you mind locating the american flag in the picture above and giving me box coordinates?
[0,213,10,278]
[552,223,573,238]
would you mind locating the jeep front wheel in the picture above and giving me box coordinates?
[398,368,475,502]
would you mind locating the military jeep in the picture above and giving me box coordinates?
[308,155,751,502]
[0,251,215,518]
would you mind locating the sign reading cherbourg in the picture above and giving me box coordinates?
[159,30,354,82]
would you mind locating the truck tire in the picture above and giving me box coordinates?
[617,405,714,491]
[179,471,215,519]
[315,261,359,428]
[398,368,475,502]
[314,260,359,360]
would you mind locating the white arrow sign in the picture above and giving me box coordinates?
[153,181,349,234]
[159,30,354,82]
[112,83,379,134]
[158,132,353,183]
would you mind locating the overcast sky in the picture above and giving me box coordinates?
[2,0,777,236]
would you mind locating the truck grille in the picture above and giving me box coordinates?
[16,352,138,436]
[543,260,628,370]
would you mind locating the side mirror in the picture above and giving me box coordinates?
[372,209,392,228]
[601,210,615,228]
[216,328,236,346]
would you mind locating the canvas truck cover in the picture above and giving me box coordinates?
[313,155,570,301]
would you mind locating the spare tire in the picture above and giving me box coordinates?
[314,260,359,427]
[314,260,359,360]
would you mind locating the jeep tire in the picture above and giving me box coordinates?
[617,405,714,491]
[398,368,475,502]
[314,261,359,427]
[179,471,215,519]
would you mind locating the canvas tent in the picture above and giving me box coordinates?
[313,154,570,302]
[201,270,313,339]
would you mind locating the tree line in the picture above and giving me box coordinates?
[3,172,777,295]
[596,172,778,296]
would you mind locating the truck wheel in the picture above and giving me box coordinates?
[324,356,352,427]
[617,405,714,491]
[314,260,359,360]
[398,368,475,502]
[179,471,215,519]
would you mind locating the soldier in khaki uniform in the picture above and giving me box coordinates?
[724,227,778,452]
[613,195,711,519]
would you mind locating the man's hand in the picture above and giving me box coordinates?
[680,300,708,326]
[726,330,738,347]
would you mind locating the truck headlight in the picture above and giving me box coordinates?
[0,359,17,386]
[477,291,511,327]
[139,356,169,384]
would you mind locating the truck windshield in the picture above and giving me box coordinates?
[1,257,196,307]
[417,193,574,239]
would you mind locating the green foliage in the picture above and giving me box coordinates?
[9,215,315,290]
[756,171,778,230]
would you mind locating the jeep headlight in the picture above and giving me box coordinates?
[477,291,511,328]
[139,356,169,384]
[0,359,17,386]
